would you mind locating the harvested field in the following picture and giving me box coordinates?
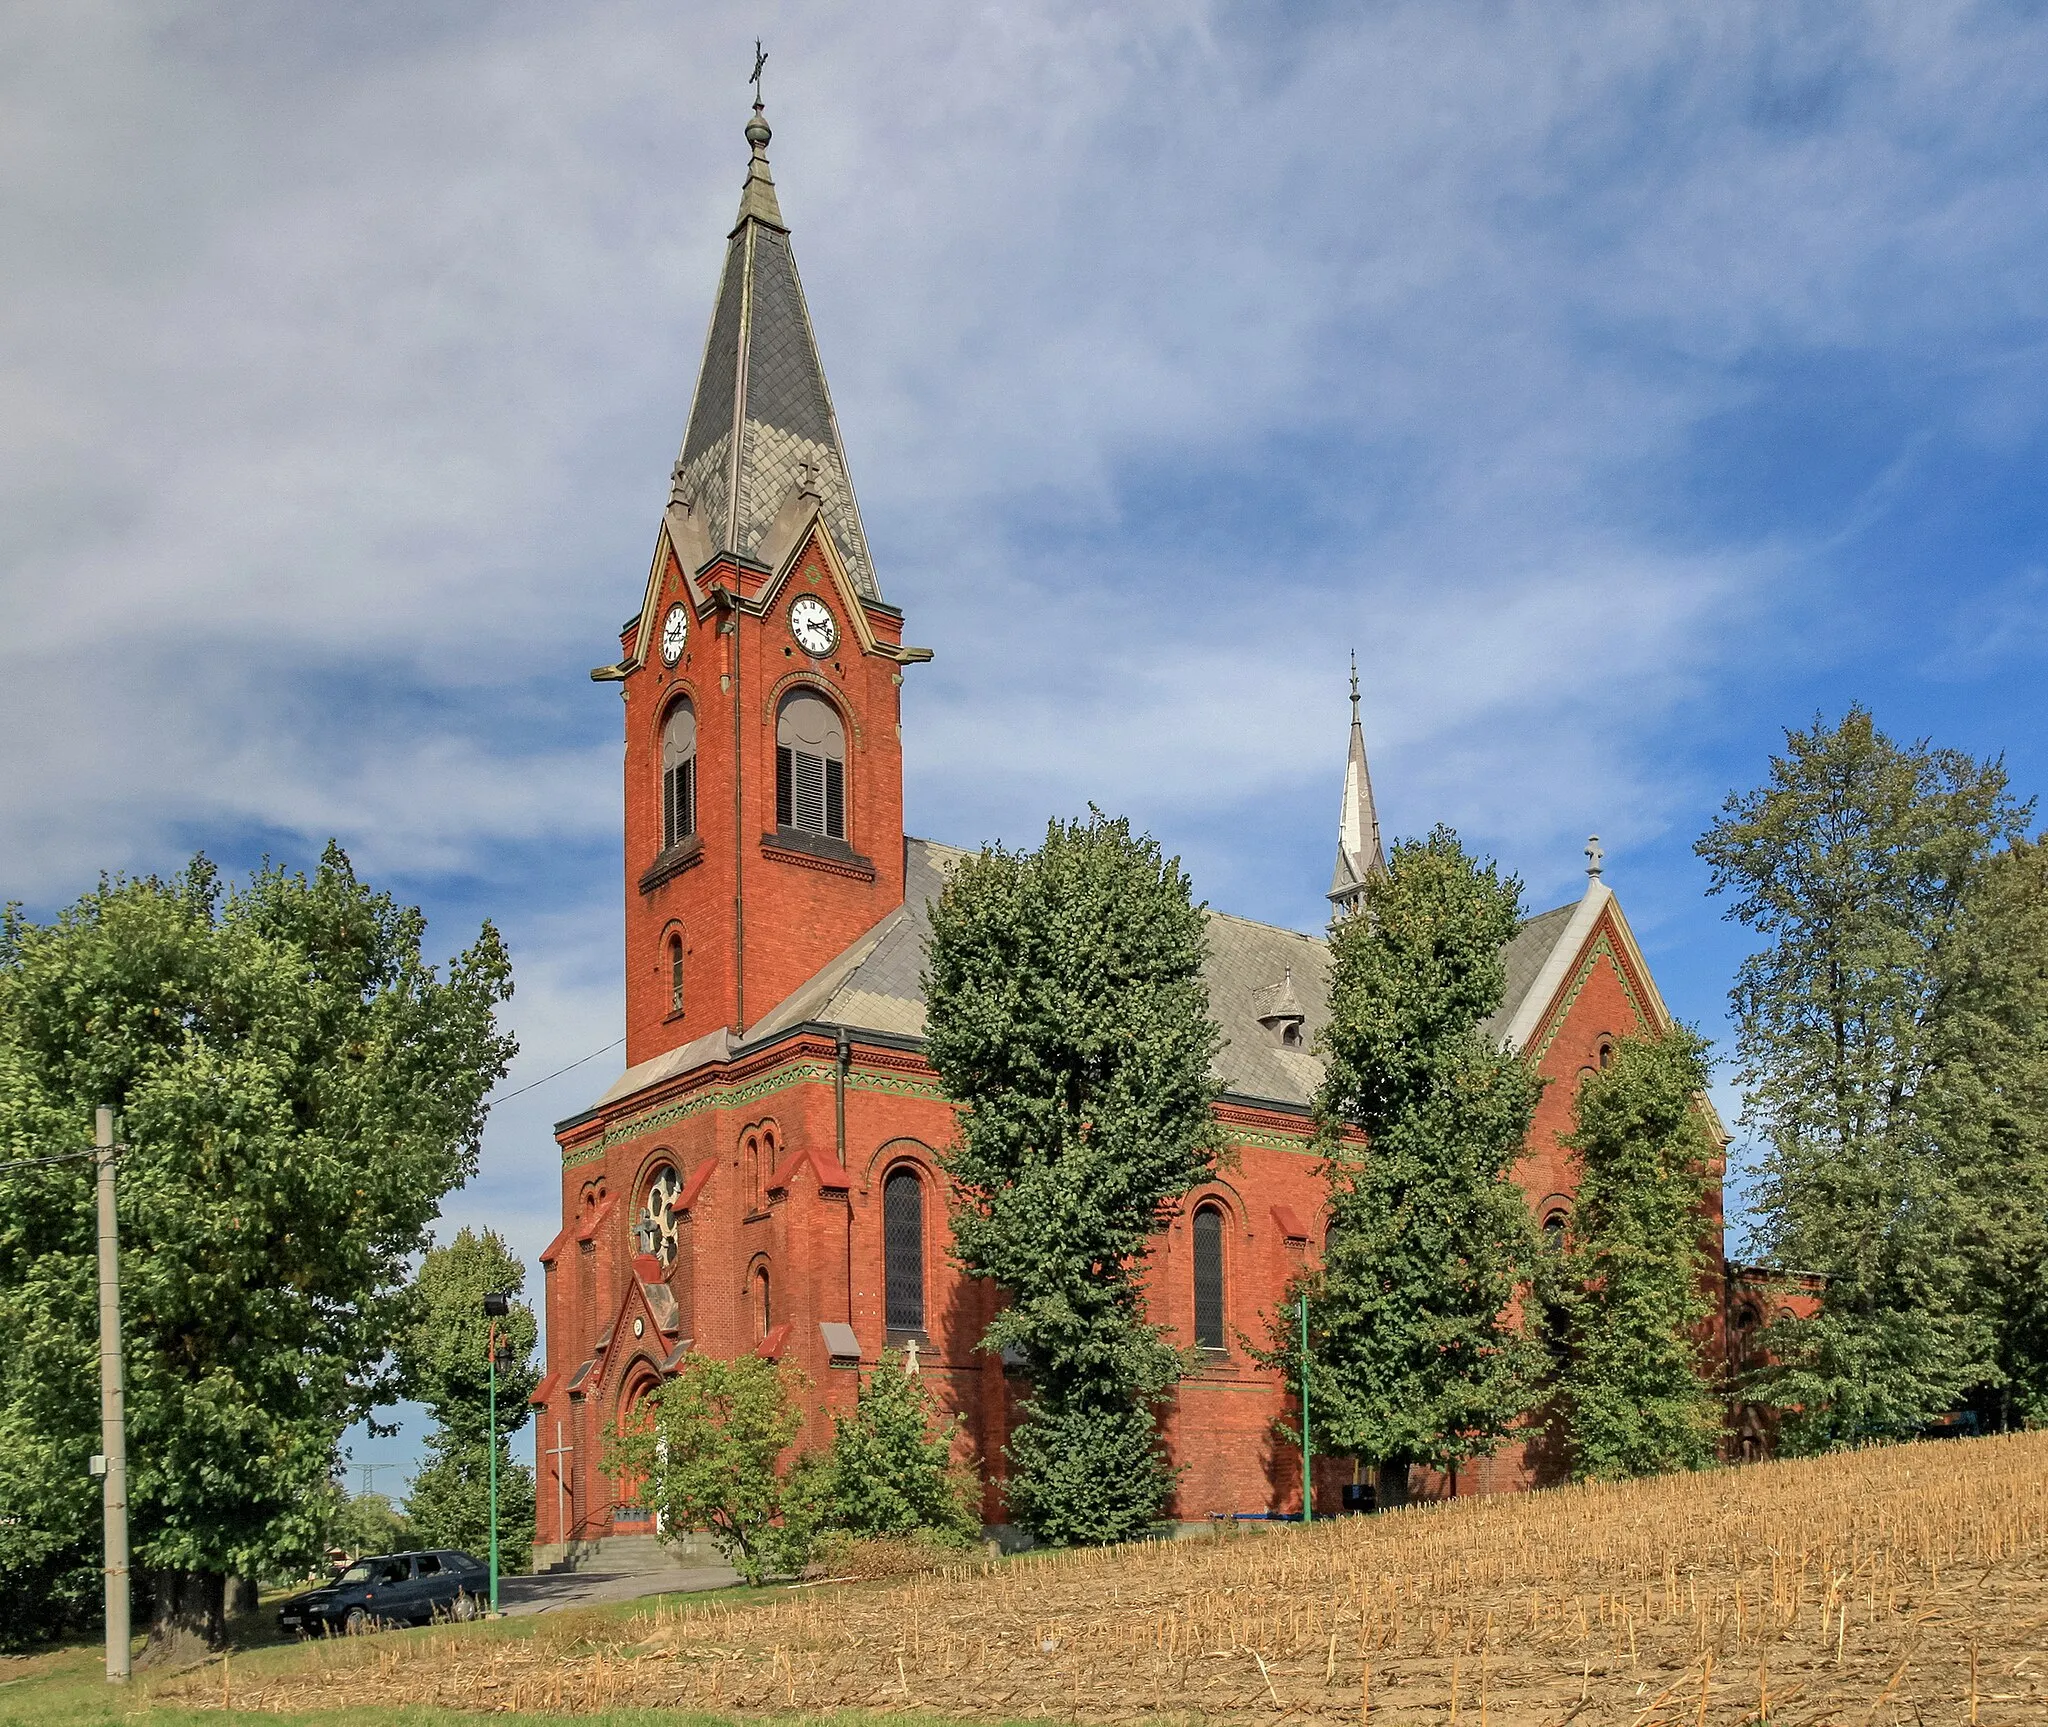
[185,1432,2048,1722]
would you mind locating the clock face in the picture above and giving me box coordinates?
[660,603,689,665]
[788,594,837,657]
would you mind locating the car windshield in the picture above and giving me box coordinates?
[337,1563,373,1585]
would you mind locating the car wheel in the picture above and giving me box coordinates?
[451,1591,481,1623]
[344,1606,370,1636]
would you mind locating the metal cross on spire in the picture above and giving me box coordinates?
[1349,649,1360,720]
[750,39,767,109]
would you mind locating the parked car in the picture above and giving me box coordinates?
[278,1549,489,1634]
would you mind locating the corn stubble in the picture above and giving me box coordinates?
[183,1432,2048,1722]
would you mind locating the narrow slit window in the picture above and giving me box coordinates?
[884,1166,925,1334]
[1192,1205,1225,1350]
[668,935,684,1015]
[775,691,846,841]
[661,700,698,849]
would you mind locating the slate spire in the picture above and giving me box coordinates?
[1328,653,1386,912]
[669,103,880,597]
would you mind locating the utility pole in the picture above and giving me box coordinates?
[1298,1292,1312,1525]
[95,1106,131,1682]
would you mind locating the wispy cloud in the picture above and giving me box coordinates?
[8,1,2048,1332]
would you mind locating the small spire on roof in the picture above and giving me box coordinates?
[1585,835,1604,879]
[1329,655,1387,913]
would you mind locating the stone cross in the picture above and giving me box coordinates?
[1585,835,1605,879]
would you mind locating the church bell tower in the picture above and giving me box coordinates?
[595,102,931,1067]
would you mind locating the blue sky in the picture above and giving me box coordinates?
[7,2,2048,1489]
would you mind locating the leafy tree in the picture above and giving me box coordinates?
[923,812,1220,1545]
[822,1351,978,1542]
[0,847,515,1661]
[1277,826,1542,1506]
[1549,1028,1723,1479]
[397,1229,539,1569]
[325,1489,416,1562]
[1934,837,2048,1423]
[607,1353,818,1585]
[1697,709,2032,1448]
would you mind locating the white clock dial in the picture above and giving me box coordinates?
[789,595,837,657]
[660,603,689,665]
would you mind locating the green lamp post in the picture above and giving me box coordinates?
[482,1289,511,1613]
[1299,1292,1312,1524]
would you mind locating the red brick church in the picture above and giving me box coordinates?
[529,106,1790,1561]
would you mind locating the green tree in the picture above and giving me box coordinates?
[923,812,1221,1545]
[0,847,514,1660]
[397,1229,539,1570]
[1697,709,2031,1448]
[607,1353,816,1585]
[1550,1028,1723,1480]
[1934,838,2048,1423]
[1279,826,1542,1506]
[822,1351,978,1542]
[324,1489,416,1562]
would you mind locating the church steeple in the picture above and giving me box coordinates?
[1328,654,1386,913]
[668,103,880,598]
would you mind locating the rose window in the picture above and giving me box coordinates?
[637,1165,682,1268]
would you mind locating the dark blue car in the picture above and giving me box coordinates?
[278,1549,489,1634]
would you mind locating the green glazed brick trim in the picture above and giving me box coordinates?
[562,1059,951,1164]
[1530,931,1648,1065]
[1224,1125,1318,1155]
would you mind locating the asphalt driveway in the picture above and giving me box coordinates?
[495,1562,741,1616]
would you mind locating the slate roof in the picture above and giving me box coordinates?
[670,108,879,599]
[739,839,1587,1113]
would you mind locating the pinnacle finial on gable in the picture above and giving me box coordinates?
[1328,655,1387,912]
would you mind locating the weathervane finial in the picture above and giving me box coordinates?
[1348,650,1360,721]
[751,39,767,109]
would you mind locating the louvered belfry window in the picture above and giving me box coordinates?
[884,1166,925,1334]
[1192,1205,1226,1350]
[775,690,846,841]
[661,699,697,849]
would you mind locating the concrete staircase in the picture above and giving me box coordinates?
[537,1531,724,1575]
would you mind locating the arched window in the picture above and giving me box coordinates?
[637,1163,682,1268]
[667,933,684,1015]
[661,699,697,849]
[753,1264,772,1338]
[884,1166,925,1335]
[1192,1204,1226,1351]
[775,690,846,840]
[1542,1208,1568,1249]
[745,1133,762,1213]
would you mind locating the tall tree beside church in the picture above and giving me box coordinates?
[1280,826,1542,1506]
[0,848,514,1659]
[1697,708,2034,1448]
[924,812,1221,1545]
[398,1229,539,1571]
[1549,1028,1722,1479]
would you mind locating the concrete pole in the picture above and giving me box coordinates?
[95,1106,131,1682]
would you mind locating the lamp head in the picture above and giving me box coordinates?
[482,1290,511,1318]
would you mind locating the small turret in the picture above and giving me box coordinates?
[1328,653,1386,913]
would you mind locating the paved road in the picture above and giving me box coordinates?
[496,1563,741,1616]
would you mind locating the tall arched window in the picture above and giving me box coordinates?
[883,1166,925,1335]
[667,933,684,1015]
[661,699,697,849]
[1192,1204,1226,1351]
[753,1264,772,1339]
[775,691,846,840]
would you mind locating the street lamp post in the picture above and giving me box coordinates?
[482,1290,511,1614]
[1298,1292,1312,1524]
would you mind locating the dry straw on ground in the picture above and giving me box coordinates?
[186,1431,2048,1722]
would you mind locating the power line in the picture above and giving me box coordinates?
[0,1146,100,1176]
[491,1037,624,1106]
